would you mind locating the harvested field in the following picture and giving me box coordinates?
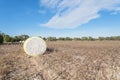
[0,41,120,80]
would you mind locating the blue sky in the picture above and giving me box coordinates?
[0,0,120,37]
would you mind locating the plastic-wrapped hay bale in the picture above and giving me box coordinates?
[23,37,47,56]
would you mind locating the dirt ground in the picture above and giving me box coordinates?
[0,41,120,80]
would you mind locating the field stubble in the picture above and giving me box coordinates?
[0,41,120,80]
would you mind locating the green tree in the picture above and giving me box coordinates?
[14,36,21,42]
[58,37,65,40]
[0,35,3,44]
[81,37,88,41]
[10,37,16,42]
[115,36,120,40]
[19,35,29,41]
[65,37,72,41]
[73,37,81,41]
[0,32,4,44]
[98,37,105,41]
[47,37,57,41]
[43,37,47,40]
[4,35,11,42]
[88,36,95,41]
[13,35,29,42]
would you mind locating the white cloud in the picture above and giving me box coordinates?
[40,0,120,28]
[111,7,120,15]
[40,0,61,9]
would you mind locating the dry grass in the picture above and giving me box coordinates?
[0,41,120,80]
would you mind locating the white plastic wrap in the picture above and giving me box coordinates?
[23,37,46,56]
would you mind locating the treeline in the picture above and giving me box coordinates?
[0,32,120,44]
[0,32,29,44]
[45,36,120,41]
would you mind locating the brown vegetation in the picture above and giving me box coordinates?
[0,41,120,80]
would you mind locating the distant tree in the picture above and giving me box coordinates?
[0,32,4,44]
[88,36,95,41]
[13,35,29,42]
[10,37,16,42]
[19,35,29,41]
[0,35,3,44]
[65,37,72,41]
[98,37,105,41]
[43,37,47,40]
[115,36,120,40]
[81,37,88,41]
[4,35,11,42]
[14,36,21,42]
[47,37,57,41]
[58,37,65,41]
[73,37,81,41]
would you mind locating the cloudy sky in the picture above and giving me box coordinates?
[0,0,120,37]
